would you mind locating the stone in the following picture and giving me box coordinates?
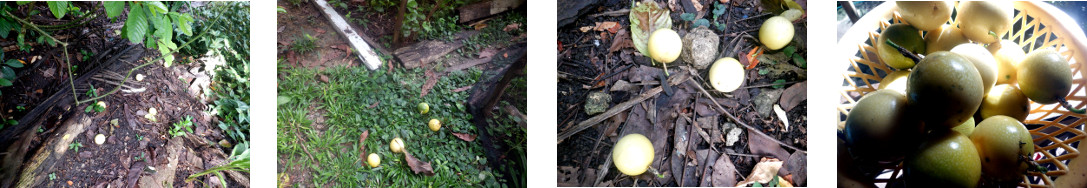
[584,91,611,115]
[681,27,720,70]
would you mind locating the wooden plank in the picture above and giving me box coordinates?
[393,31,479,69]
[312,0,383,70]
[457,0,526,23]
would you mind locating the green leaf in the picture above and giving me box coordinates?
[277,6,287,13]
[758,69,769,75]
[629,0,672,56]
[793,55,806,68]
[2,66,14,80]
[680,13,696,21]
[16,1,30,5]
[783,46,795,57]
[6,59,23,68]
[104,2,124,18]
[123,3,148,44]
[0,78,10,87]
[694,19,710,28]
[46,1,68,19]
[772,79,787,89]
[145,1,168,14]
[169,12,194,36]
[151,14,172,42]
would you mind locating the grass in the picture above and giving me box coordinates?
[278,65,514,187]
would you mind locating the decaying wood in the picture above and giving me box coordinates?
[312,0,384,70]
[457,0,526,23]
[467,43,526,188]
[16,113,91,188]
[393,31,479,69]
[557,70,690,144]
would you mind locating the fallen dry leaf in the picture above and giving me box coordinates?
[318,74,330,83]
[774,104,789,132]
[503,23,521,32]
[420,70,439,97]
[404,151,435,176]
[579,26,593,32]
[608,29,633,53]
[779,81,807,111]
[359,130,370,162]
[749,132,791,161]
[736,158,784,187]
[711,153,737,186]
[452,132,477,142]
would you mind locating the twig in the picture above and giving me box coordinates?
[687,78,806,153]
[733,13,773,24]
[558,71,690,144]
[2,11,70,47]
[884,40,921,63]
[739,81,802,89]
[589,9,630,18]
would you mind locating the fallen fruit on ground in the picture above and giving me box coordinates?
[94,134,105,145]
[390,137,405,153]
[612,133,654,176]
[428,119,441,132]
[368,153,381,168]
[418,102,429,114]
[647,28,682,63]
[759,16,794,50]
[708,57,745,93]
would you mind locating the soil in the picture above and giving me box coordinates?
[0,2,244,187]
[277,1,361,69]
[557,0,807,186]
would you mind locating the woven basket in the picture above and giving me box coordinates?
[836,2,1087,187]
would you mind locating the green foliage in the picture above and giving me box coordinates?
[278,65,503,186]
[277,6,287,14]
[188,143,249,187]
[711,2,728,31]
[291,33,318,56]
[109,1,196,67]
[68,141,82,152]
[48,173,56,181]
[168,115,195,137]
[287,0,304,6]
[0,52,24,96]
[83,85,105,113]
[397,0,475,40]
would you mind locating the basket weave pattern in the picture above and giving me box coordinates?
[837,2,1087,187]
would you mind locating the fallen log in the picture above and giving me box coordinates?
[393,31,479,69]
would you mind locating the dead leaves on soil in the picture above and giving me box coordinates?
[404,151,435,176]
[451,132,477,142]
[358,130,370,164]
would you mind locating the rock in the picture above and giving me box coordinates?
[584,91,611,115]
[754,89,784,118]
[681,27,720,69]
[725,123,743,146]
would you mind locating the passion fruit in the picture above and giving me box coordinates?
[925,24,970,55]
[878,70,910,94]
[906,132,982,188]
[956,1,1014,44]
[1018,49,1072,104]
[988,40,1026,84]
[390,137,405,153]
[970,115,1034,181]
[907,52,985,128]
[979,84,1029,121]
[759,16,794,50]
[708,57,745,93]
[428,119,441,132]
[648,28,682,63]
[896,1,954,31]
[368,153,381,168]
[612,134,655,176]
[951,43,999,94]
[843,90,922,163]
[877,24,926,69]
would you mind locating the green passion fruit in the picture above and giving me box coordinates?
[979,84,1030,121]
[907,52,985,129]
[906,132,982,188]
[1018,49,1072,104]
[878,24,926,69]
[970,115,1034,182]
[843,89,922,162]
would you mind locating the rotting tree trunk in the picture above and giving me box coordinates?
[467,43,526,187]
[393,30,479,69]
[15,113,91,188]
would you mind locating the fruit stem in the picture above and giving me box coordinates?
[648,166,665,178]
[989,31,999,40]
[1058,97,1086,114]
[884,40,922,64]
[657,59,670,76]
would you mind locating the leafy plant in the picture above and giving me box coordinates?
[291,33,318,56]
[104,1,196,67]
[68,141,82,152]
[48,173,56,181]
[629,0,672,57]
[710,2,728,31]
[0,52,24,96]
[187,143,249,186]
[83,85,105,113]
[168,115,195,137]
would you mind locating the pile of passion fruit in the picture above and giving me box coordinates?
[840,1,1082,187]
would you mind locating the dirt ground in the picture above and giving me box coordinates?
[557,0,807,186]
[0,2,245,187]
